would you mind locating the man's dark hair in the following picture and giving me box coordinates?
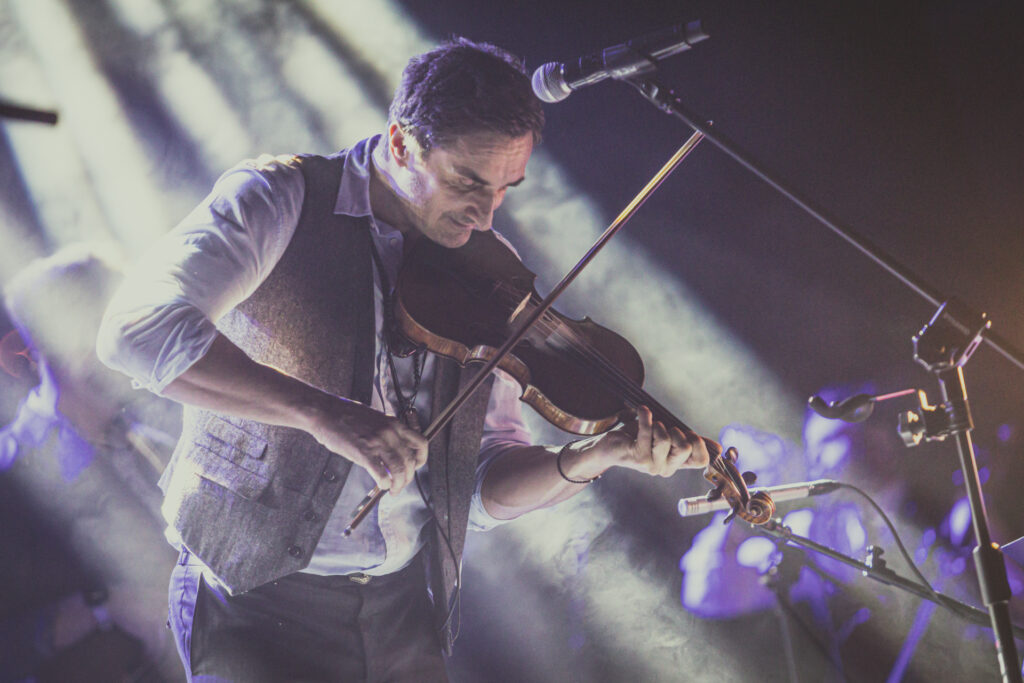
[389,37,545,152]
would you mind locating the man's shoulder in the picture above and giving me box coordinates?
[207,138,372,213]
[208,154,309,206]
[222,135,374,185]
[229,153,305,179]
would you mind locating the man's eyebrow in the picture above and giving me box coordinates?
[454,166,526,189]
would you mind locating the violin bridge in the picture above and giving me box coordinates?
[506,291,532,326]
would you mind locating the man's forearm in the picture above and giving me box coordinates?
[160,333,329,433]
[480,408,718,520]
[480,439,607,520]
[155,333,428,494]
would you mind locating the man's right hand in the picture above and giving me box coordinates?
[306,397,428,495]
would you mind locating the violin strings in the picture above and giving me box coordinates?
[425,261,683,427]
[489,281,690,433]
[553,332,685,430]
[489,282,629,375]
[490,281,654,405]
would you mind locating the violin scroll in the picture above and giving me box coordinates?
[703,447,775,525]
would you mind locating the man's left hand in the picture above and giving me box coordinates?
[559,405,718,481]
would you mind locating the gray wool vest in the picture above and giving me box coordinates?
[158,151,494,646]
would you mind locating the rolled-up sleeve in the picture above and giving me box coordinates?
[468,369,533,531]
[97,154,305,393]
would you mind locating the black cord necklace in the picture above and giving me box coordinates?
[369,237,425,431]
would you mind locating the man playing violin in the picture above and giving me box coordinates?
[98,37,717,682]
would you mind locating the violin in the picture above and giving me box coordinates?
[392,229,775,525]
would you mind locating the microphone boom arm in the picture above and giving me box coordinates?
[756,519,1024,639]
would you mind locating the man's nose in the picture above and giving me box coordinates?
[469,189,504,227]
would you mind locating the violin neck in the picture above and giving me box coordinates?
[626,389,692,435]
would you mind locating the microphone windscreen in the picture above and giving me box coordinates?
[531,63,571,103]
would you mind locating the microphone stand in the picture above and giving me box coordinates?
[621,75,1024,368]
[622,71,1024,680]
[760,547,837,683]
[754,518,1024,640]
[762,547,863,683]
[764,565,804,683]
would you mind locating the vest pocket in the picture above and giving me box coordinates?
[189,418,272,499]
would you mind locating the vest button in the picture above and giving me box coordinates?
[322,469,337,482]
[303,509,319,522]
[288,544,303,558]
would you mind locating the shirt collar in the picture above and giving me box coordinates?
[333,135,403,239]
[334,134,379,217]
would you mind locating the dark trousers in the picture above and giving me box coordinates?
[168,550,448,682]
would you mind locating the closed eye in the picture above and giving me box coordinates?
[449,178,482,192]
[452,165,525,192]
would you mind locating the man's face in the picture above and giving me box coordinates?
[398,129,533,248]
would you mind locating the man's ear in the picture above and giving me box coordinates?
[387,123,411,167]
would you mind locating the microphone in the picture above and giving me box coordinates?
[807,388,918,423]
[678,479,841,518]
[531,20,710,103]
[808,393,876,423]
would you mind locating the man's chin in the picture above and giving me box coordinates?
[447,230,474,248]
[429,226,474,249]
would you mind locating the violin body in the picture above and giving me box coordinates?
[393,229,774,526]
[396,230,643,435]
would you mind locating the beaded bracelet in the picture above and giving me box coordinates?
[556,442,601,484]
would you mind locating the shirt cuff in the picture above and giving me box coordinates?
[97,301,219,395]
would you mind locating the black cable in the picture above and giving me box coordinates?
[414,470,463,637]
[371,239,463,640]
[834,482,939,599]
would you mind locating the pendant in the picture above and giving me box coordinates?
[401,405,422,433]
